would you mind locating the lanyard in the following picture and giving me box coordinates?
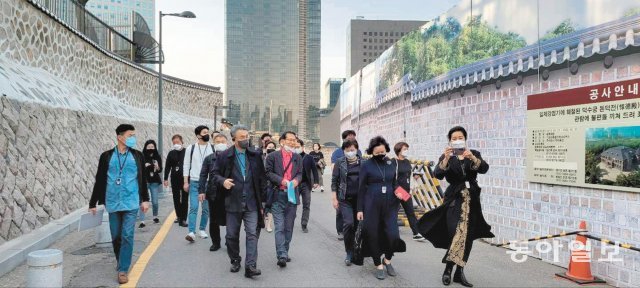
[115,147,129,183]
[197,144,209,164]
[373,160,386,182]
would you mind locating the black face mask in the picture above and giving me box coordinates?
[200,134,210,142]
[146,149,156,155]
[238,139,250,149]
[266,148,276,154]
[373,154,386,161]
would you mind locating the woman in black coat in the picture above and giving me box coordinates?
[357,136,405,280]
[140,139,163,227]
[417,126,493,287]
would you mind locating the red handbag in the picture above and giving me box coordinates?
[394,186,411,201]
[394,159,411,201]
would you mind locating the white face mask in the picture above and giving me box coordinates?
[214,143,228,152]
[450,140,466,149]
[400,150,408,157]
[294,148,303,154]
[284,145,294,152]
[173,144,183,150]
[345,151,357,159]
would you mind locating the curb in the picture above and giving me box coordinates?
[0,208,85,277]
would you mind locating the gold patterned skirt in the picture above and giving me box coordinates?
[445,188,471,267]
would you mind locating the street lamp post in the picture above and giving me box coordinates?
[157,10,196,157]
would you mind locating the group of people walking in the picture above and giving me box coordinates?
[89,122,493,286]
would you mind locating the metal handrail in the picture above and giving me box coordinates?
[30,0,135,60]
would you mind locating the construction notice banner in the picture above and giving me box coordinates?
[526,77,640,193]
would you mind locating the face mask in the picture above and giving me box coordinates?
[266,148,276,154]
[173,144,183,150]
[373,153,386,160]
[146,148,156,155]
[214,143,227,152]
[200,134,210,142]
[284,145,293,152]
[400,150,408,157]
[238,139,249,149]
[345,151,357,159]
[450,140,466,149]
[125,136,136,148]
[294,148,303,154]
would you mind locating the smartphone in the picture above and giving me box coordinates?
[449,142,466,156]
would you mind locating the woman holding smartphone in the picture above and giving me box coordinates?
[417,126,493,287]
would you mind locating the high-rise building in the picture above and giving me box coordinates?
[225,0,321,140]
[347,19,427,77]
[323,78,345,110]
[86,0,155,42]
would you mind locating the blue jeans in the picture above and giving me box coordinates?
[188,181,209,233]
[109,209,138,273]
[139,183,161,221]
[272,192,297,259]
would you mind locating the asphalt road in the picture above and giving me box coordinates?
[134,171,598,288]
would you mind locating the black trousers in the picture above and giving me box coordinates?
[299,182,312,227]
[339,196,358,254]
[400,198,419,235]
[172,185,188,222]
[208,197,225,245]
[336,209,343,234]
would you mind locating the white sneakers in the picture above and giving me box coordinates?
[185,231,209,243]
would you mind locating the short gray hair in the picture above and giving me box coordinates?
[230,124,249,138]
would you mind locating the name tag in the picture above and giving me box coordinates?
[382,186,387,194]
[465,181,471,189]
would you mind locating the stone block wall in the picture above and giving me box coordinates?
[0,0,223,244]
[341,54,640,286]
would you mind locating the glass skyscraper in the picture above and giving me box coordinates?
[86,0,155,42]
[225,0,321,141]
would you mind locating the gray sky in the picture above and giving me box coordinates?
[155,0,459,93]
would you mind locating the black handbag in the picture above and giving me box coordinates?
[352,221,364,266]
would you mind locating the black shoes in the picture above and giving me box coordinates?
[153,218,160,224]
[210,243,221,251]
[302,226,309,233]
[442,262,454,286]
[277,258,287,267]
[179,220,188,227]
[230,260,241,273]
[138,222,146,229]
[337,232,344,241]
[244,266,261,278]
[453,266,473,287]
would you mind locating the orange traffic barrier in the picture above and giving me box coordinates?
[555,220,606,285]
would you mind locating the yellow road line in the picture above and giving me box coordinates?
[121,211,176,288]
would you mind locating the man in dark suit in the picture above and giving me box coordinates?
[264,131,303,268]
[212,125,265,278]
[295,139,319,233]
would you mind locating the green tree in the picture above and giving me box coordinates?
[615,170,640,187]
[584,151,604,184]
[623,7,640,17]
[540,19,577,42]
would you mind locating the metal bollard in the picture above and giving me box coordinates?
[95,211,112,248]
[26,249,63,288]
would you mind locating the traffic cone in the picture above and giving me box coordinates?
[555,220,606,284]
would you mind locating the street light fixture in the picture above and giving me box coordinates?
[157,10,196,157]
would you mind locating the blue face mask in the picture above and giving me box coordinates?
[125,136,137,148]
